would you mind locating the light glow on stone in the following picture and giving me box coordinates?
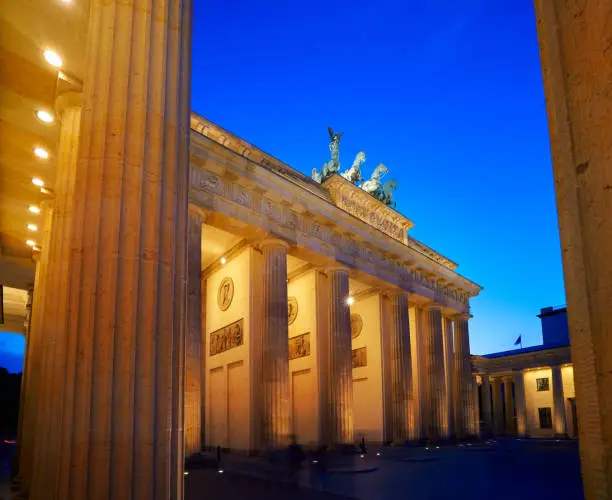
[35,110,54,123]
[43,49,63,68]
[34,147,49,159]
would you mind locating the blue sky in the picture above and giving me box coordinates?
[0,0,565,372]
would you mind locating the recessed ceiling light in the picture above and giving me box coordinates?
[42,49,63,68]
[26,240,36,247]
[28,205,41,214]
[32,178,45,187]
[346,296,355,306]
[59,0,72,3]
[34,147,49,159]
[27,224,38,232]
[35,110,54,123]
[220,257,227,264]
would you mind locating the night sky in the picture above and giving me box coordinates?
[0,0,565,373]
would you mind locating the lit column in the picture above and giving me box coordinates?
[514,370,527,437]
[24,92,82,498]
[453,313,473,438]
[184,206,206,457]
[259,239,291,449]
[442,317,454,438]
[551,365,567,436]
[327,267,354,445]
[381,291,411,443]
[25,0,193,495]
[492,378,504,435]
[424,303,445,440]
[480,375,493,434]
[503,376,516,434]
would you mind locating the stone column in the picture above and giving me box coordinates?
[492,378,504,435]
[381,291,411,443]
[480,375,492,435]
[551,365,567,437]
[327,267,354,445]
[24,0,193,495]
[503,376,516,435]
[442,317,454,438]
[453,313,473,438]
[17,203,53,494]
[534,1,612,497]
[424,303,445,440]
[260,239,290,449]
[23,93,82,498]
[514,370,527,437]
[184,206,205,457]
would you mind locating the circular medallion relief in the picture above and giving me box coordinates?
[217,277,234,311]
[350,314,363,339]
[287,296,298,325]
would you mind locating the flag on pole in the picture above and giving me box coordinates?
[514,335,522,347]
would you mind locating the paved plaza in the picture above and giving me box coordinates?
[184,439,584,500]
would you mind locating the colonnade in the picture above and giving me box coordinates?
[478,365,569,437]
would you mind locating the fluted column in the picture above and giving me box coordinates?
[551,365,567,436]
[453,313,473,438]
[492,378,504,435]
[503,376,516,434]
[327,267,353,445]
[480,375,492,434]
[184,207,205,457]
[424,303,445,440]
[260,239,290,449]
[381,291,411,443]
[442,317,454,438]
[514,370,527,436]
[17,203,53,494]
[23,0,193,496]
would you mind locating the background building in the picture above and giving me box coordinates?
[473,305,576,438]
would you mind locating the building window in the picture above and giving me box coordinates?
[538,407,553,429]
[536,377,550,392]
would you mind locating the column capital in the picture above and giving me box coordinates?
[381,288,409,300]
[323,264,350,275]
[188,204,209,221]
[452,312,472,321]
[423,300,442,312]
[257,237,290,251]
[54,90,83,120]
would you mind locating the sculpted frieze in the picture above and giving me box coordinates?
[210,318,244,356]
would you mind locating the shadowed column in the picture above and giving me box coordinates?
[551,365,567,437]
[381,291,411,443]
[424,303,444,440]
[453,313,473,438]
[260,239,290,449]
[327,268,354,445]
[442,316,454,438]
[184,207,206,457]
[480,375,492,435]
[492,378,504,435]
[503,376,516,435]
[514,370,527,437]
[22,0,193,495]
